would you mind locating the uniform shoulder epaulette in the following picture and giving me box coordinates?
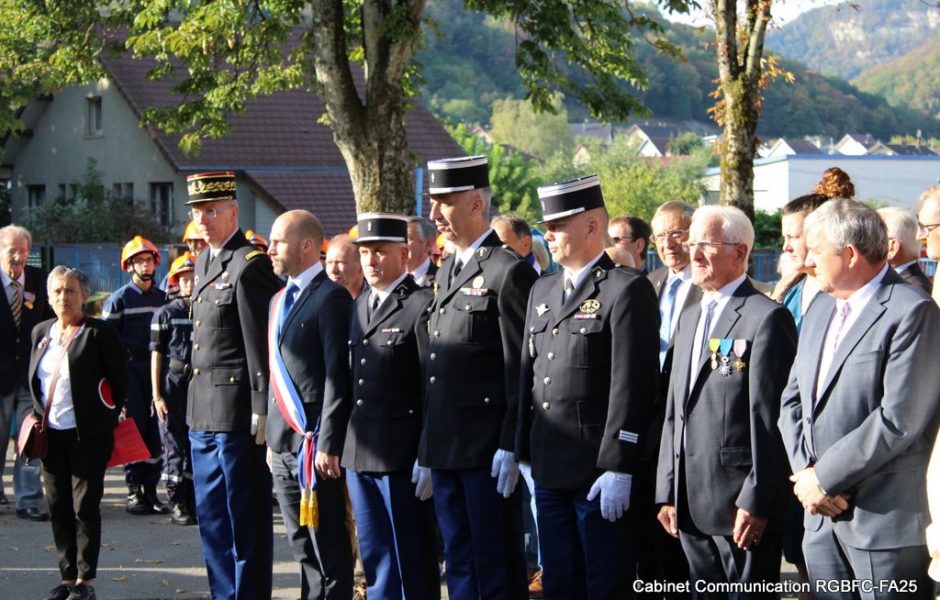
[245,249,266,261]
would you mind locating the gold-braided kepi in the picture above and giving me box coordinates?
[186,171,237,205]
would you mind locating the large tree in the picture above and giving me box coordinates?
[0,0,689,214]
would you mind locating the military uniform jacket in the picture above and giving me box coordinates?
[149,298,194,399]
[342,276,433,473]
[419,231,538,469]
[188,231,282,432]
[267,271,351,455]
[515,254,660,490]
[1,265,53,393]
[655,279,797,536]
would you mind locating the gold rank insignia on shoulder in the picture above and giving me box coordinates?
[580,299,600,314]
[245,250,265,260]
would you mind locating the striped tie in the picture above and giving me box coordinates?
[10,280,22,330]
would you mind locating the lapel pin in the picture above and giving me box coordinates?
[579,299,600,314]
[536,303,549,317]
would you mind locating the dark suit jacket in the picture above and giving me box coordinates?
[419,230,538,469]
[342,276,433,472]
[1,265,53,393]
[188,230,282,432]
[656,278,797,536]
[897,262,932,296]
[516,254,660,489]
[778,269,940,550]
[29,318,128,438]
[414,260,438,288]
[266,270,351,456]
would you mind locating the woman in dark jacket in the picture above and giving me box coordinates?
[28,266,127,600]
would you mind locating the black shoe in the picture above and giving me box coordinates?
[16,506,50,521]
[44,583,72,600]
[125,485,153,515]
[170,502,196,526]
[144,486,171,515]
[66,583,96,600]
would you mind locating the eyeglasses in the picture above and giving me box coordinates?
[131,255,156,265]
[611,236,636,244]
[652,229,689,243]
[918,221,940,235]
[188,204,233,220]
[682,240,742,254]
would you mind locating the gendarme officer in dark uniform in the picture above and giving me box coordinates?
[343,213,439,600]
[515,175,660,598]
[186,171,282,600]
[421,155,537,600]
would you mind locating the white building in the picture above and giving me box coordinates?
[703,154,940,212]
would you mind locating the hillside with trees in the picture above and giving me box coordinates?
[851,35,940,119]
[764,0,940,80]
[417,0,940,138]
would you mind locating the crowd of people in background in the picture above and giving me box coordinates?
[1,160,939,600]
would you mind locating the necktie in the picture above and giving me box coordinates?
[816,302,851,400]
[697,300,718,365]
[562,275,575,304]
[279,282,299,334]
[369,293,381,322]
[659,276,682,367]
[10,280,22,330]
[452,258,463,279]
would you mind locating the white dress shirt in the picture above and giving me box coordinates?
[410,258,431,284]
[369,272,409,312]
[688,274,747,390]
[37,322,86,430]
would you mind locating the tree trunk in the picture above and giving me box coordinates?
[309,0,424,214]
[712,0,772,222]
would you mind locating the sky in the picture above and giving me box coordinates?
[660,0,847,28]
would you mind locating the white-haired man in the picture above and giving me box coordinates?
[656,205,797,596]
[879,206,931,295]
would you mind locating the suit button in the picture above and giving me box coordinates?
[214,299,219,305]
[430,353,436,360]
[465,304,471,310]
[229,376,236,383]
[197,297,202,303]
[256,372,262,377]
[356,399,363,406]
[193,343,200,350]
[429,376,436,384]
[542,402,550,410]
[195,320,202,327]
[363,339,369,345]
[530,326,535,332]
[552,328,559,336]
[408,409,414,415]
[386,340,393,346]
[433,330,440,337]
[360,358,367,365]
[439,308,446,314]
[358,378,364,385]
[348,340,352,346]
[194,368,201,375]
[579,327,586,334]
[484,397,490,404]
[543,377,551,384]
[547,352,555,360]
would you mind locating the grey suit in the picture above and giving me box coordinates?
[897,262,932,296]
[778,269,940,598]
[656,278,797,594]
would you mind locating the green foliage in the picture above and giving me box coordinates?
[753,209,782,249]
[667,131,703,155]
[27,159,172,243]
[489,96,572,160]
[448,124,542,223]
[852,35,940,119]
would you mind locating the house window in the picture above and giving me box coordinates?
[27,185,46,210]
[150,182,174,227]
[112,182,133,200]
[58,184,67,202]
[87,97,102,135]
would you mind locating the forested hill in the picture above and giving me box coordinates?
[416,0,940,138]
[765,0,940,80]
[851,35,940,119]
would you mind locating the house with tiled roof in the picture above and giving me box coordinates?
[834,133,878,156]
[766,137,824,158]
[867,141,936,156]
[2,52,463,237]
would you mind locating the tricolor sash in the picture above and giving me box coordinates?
[268,288,320,528]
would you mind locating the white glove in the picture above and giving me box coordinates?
[490,449,520,498]
[587,471,633,522]
[411,460,433,501]
[250,413,267,446]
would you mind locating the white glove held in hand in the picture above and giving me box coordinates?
[412,460,433,501]
[250,413,267,446]
[491,449,520,498]
[587,471,632,522]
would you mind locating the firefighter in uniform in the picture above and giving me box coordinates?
[420,155,537,600]
[162,221,207,298]
[343,213,440,600]
[515,175,661,598]
[150,253,197,526]
[186,171,282,600]
[102,235,168,515]
[245,230,270,253]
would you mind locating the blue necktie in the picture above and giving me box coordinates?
[659,276,682,367]
[279,282,299,335]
